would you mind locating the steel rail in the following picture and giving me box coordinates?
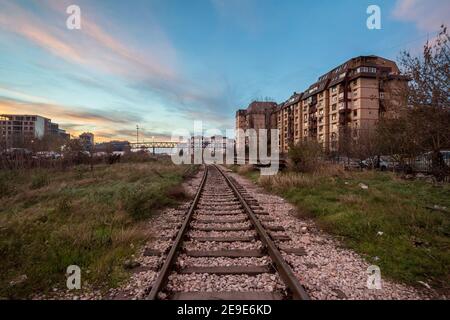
[214,165,310,300]
[146,165,209,300]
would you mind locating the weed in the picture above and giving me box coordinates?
[246,168,450,289]
[0,161,197,298]
[30,173,49,190]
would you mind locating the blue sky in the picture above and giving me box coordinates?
[0,0,449,141]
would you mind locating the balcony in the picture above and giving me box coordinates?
[339,115,351,125]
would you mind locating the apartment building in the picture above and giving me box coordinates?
[0,114,69,148]
[235,55,407,154]
[278,93,302,153]
[235,101,278,150]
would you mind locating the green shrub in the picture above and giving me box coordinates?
[30,173,49,190]
[288,140,323,173]
[0,179,15,198]
[121,184,173,220]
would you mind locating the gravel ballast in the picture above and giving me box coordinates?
[36,166,435,300]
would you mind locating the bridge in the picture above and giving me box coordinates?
[130,141,214,149]
[130,142,179,149]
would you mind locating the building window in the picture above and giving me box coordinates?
[353,110,358,117]
[357,67,377,73]
[332,104,337,111]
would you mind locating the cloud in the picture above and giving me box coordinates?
[0,0,178,82]
[0,96,139,126]
[0,96,148,142]
[392,0,450,31]
[0,0,239,139]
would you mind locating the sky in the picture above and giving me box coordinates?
[0,0,449,142]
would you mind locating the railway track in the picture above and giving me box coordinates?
[146,165,310,300]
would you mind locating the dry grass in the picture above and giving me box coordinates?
[236,165,255,175]
[0,160,196,299]
[259,173,318,191]
[239,165,450,290]
[258,163,349,192]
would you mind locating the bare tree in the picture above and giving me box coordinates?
[377,25,450,178]
[350,126,380,167]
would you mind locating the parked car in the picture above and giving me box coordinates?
[36,151,62,159]
[414,150,450,172]
[92,152,108,158]
[1,148,32,156]
[361,156,395,171]
[343,158,364,170]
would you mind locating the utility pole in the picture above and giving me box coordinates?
[152,136,155,155]
[136,125,139,144]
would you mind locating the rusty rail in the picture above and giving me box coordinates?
[215,165,310,300]
[146,165,208,300]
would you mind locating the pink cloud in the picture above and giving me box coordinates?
[0,0,236,130]
[0,0,178,82]
[392,0,450,31]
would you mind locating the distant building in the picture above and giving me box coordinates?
[0,114,69,148]
[50,122,70,140]
[79,132,95,151]
[235,101,278,150]
[206,136,232,153]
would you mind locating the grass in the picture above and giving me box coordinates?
[0,160,197,299]
[232,165,450,292]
